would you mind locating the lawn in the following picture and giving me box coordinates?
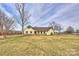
[0,35,79,56]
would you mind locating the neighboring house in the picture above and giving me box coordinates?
[24,26,55,35]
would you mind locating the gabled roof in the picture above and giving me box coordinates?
[26,25,53,31]
[32,27,53,31]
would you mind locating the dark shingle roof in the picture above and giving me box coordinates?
[32,27,52,31]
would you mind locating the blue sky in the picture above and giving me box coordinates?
[0,3,79,31]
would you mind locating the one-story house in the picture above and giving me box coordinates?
[24,26,56,35]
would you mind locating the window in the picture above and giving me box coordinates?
[44,31,45,34]
[41,31,42,34]
[34,31,36,34]
[26,31,28,33]
[30,31,32,33]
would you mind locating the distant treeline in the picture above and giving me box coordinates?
[0,31,22,35]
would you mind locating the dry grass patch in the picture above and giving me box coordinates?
[0,35,79,56]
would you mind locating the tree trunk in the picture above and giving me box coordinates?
[22,4,24,35]
[1,25,6,39]
[22,24,24,35]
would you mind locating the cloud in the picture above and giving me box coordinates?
[0,4,13,18]
[0,3,79,30]
[43,3,78,23]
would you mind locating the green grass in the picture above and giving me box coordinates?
[0,35,79,56]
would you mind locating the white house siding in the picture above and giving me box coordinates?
[42,32,45,35]
[24,27,55,35]
[46,29,54,35]
[24,28,35,35]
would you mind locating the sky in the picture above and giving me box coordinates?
[0,3,79,31]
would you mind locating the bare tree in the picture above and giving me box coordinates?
[0,10,5,37]
[3,16,15,36]
[54,24,62,33]
[76,29,79,33]
[15,3,31,35]
[49,21,56,30]
[65,26,74,33]
[0,10,15,38]
[49,21,62,33]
